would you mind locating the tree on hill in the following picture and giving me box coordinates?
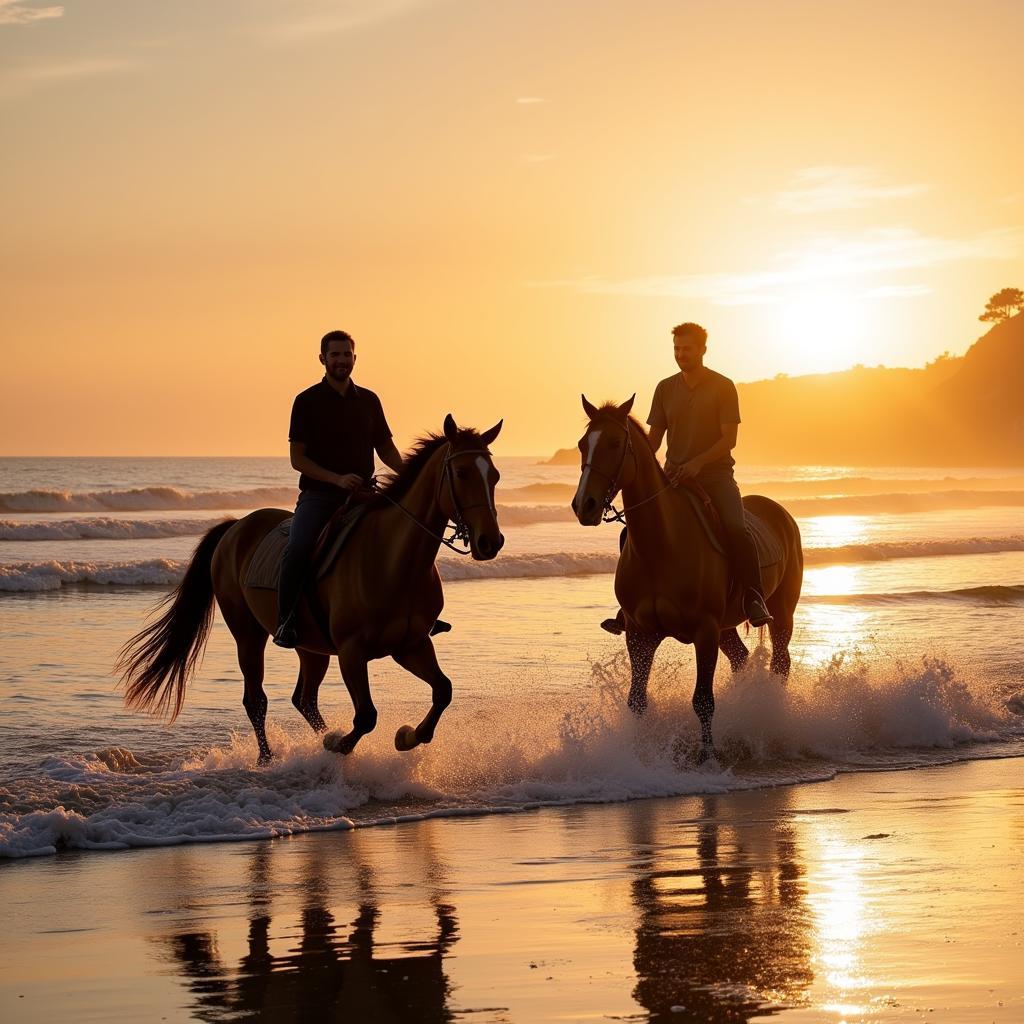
[979,287,1024,323]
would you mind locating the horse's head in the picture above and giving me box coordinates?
[571,394,637,526]
[441,413,505,560]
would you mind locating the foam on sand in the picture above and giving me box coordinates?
[2,650,1021,858]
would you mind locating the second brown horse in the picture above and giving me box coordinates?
[571,396,802,762]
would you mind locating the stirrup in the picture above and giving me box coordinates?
[272,622,299,649]
[744,591,773,628]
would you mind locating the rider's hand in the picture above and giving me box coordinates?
[675,459,702,481]
[334,473,364,491]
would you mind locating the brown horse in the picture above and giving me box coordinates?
[571,396,802,762]
[118,415,503,764]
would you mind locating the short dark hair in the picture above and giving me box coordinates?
[320,330,355,356]
[671,322,707,346]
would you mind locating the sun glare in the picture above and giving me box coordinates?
[774,288,871,375]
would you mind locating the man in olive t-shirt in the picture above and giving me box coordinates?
[602,321,772,632]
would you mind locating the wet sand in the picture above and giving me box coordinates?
[2,757,1022,1023]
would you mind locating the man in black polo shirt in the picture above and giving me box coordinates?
[273,329,403,649]
[602,321,773,633]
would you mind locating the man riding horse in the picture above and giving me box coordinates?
[601,321,773,634]
[274,328,448,648]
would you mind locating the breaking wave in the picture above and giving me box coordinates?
[0,486,297,514]
[2,650,1021,858]
[808,585,1024,606]
[3,538,1023,592]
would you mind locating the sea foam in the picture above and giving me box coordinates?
[2,650,1021,859]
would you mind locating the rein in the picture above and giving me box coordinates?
[373,445,494,556]
[583,420,672,524]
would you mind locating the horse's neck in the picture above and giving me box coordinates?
[621,424,698,545]
[373,448,448,569]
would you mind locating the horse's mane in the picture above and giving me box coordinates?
[371,428,486,507]
[592,402,651,441]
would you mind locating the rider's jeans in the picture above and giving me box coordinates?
[277,489,345,627]
[697,465,765,597]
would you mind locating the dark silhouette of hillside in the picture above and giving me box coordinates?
[546,313,1024,467]
[737,312,1024,466]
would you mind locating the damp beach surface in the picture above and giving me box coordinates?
[2,757,1022,1023]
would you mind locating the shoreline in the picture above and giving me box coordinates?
[3,756,1022,1021]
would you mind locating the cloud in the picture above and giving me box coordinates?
[516,96,545,105]
[0,0,63,26]
[261,0,427,41]
[774,166,927,214]
[0,56,142,99]
[863,284,933,299]
[538,227,1022,306]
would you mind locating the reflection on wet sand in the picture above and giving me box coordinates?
[160,833,459,1023]
[629,793,814,1020]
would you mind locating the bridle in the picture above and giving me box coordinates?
[374,444,497,555]
[581,419,672,524]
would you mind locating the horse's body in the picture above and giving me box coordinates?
[119,416,503,763]
[572,397,802,760]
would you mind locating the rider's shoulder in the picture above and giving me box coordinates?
[704,368,737,390]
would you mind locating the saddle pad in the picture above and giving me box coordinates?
[243,505,370,591]
[244,519,291,590]
[679,489,783,569]
[746,510,784,569]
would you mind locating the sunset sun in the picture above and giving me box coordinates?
[774,287,871,374]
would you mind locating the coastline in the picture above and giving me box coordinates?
[4,755,1022,1022]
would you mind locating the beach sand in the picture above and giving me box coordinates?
[2,756,1022,1023]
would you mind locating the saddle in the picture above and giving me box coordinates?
[677,480,783,570]
[243,501,370,591]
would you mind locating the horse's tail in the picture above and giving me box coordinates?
[117,519,237,721]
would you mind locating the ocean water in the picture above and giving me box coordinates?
[1,456,1022,859]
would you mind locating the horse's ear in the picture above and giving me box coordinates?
[618,394,636,417]
[479,419,503,447]
[443,413,458,441]
[581,394,599,419]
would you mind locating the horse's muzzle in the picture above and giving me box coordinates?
[473,531,504,560]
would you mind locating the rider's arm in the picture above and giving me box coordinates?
[375,438,404,474]
[289,442,361,490]
[647,424,666,454]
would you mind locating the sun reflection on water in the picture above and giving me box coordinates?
[808,829,874,1021]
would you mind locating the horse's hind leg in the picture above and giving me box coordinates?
[626,630,662,716]
[719,627,749,673]
[390,637,452,751]
[235,625,273,766]
[291,649,330,733]
[767,610,793,678]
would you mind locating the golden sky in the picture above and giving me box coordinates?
[2,0,1022,455]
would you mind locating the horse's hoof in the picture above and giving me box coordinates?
[395,725,420,751]
[323,730,356,755]
[696,745,719,769]
[257,751,275,767]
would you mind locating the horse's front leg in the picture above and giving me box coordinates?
[626,629,662,715]
[391,636,452,751]
[323,642,377,756]
[693,619,721,763]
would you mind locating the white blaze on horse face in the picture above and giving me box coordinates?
[574,429,602,509]
[474,456,494,512]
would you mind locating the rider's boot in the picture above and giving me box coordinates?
[430,619,453,636]
[272,616,299,649]
[600,609,626,635]
[744,589,773,627]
